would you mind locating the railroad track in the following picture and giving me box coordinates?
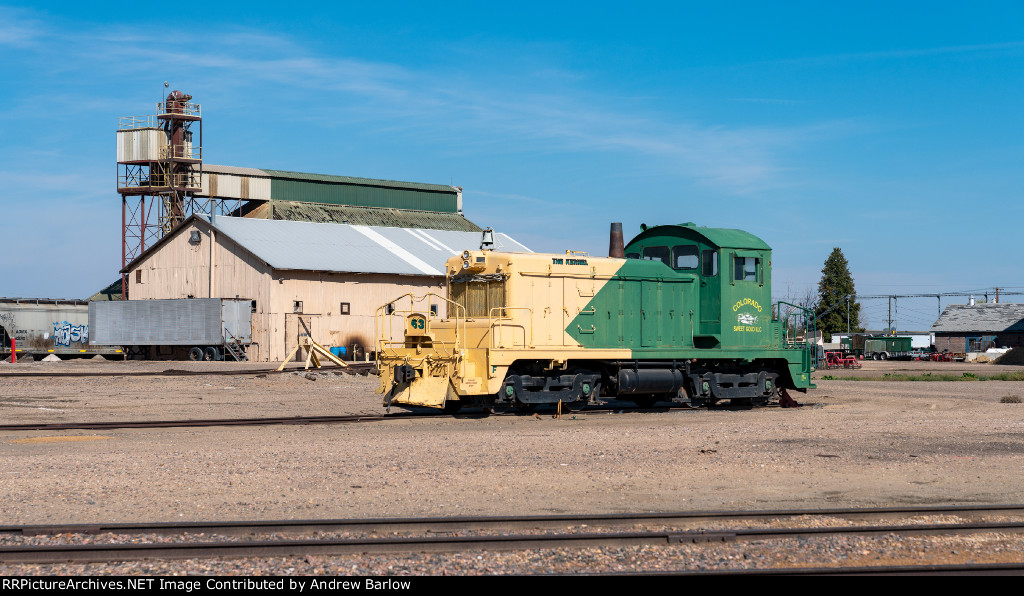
[0,413,431,432]
[3,505,1024,568]
[0,399,814,432]
[0,362,376,379]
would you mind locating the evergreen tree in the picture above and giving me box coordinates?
[815,248,862,341]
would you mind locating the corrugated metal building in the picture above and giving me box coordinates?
[122,215,529,362]
[200,165,476,231]
[931,303,1024,353]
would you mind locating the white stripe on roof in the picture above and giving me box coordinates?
[416,229,458,253]
[349,225,443,276]
[199,216,529,276]
[405,228,445,252]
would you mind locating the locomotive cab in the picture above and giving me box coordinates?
[623,222,774,349]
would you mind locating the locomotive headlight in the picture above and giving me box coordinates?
[462,259,471,270]
[462,250,471,260]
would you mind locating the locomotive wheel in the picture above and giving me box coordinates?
[689,395,717,408]
[557,399,586,413]
[749,393,771,407]
[632,396,658,408]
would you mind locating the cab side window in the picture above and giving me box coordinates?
[702,250,718,276]
[642,246,670,266]
[734,256,760,282]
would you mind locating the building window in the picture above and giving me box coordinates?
[136,270,143,284]
[430,304,438,316]
[293,300,303,313]
[251,300,257,313]
[340,302,350,315]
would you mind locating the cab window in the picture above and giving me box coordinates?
[625,252,640,260]
[734,256,760,282]
[702,250,718,276]
[642,246,670,266]
[672,245,699,270]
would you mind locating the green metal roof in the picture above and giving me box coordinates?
[87,279,124,301]
[630,224,771,250]
[259,168,460,212]
[260,169,457,193]
[269,201,482,232]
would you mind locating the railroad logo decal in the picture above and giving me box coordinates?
[732,298,763,332]
[732,298,763,312]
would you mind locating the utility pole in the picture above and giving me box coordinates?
[888,296,892,333]
[996,287,1001,303]
[846,295,850,334]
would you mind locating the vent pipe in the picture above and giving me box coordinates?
[609,222,624,258]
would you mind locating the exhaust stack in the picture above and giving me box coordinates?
[609,222,624,258]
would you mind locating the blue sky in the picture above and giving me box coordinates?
[1,1,1022,330]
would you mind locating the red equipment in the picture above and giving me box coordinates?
[824,351,861,369]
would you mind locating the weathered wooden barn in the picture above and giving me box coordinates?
[121,215,529,362]
[931,303,1024,353]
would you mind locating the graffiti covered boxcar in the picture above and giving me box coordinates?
[0,298,122,359]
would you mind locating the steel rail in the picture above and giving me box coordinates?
[0,400,807,432]
[612,562,1024,576]
[0,412,447,432]
[4,517,1024,564]
[0,363,375,379]
[4,504,1024,565]
[6,504,1024,537]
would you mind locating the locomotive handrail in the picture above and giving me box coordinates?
[487,306,534,348]
[774,301,816,348]
[375,293,466,364]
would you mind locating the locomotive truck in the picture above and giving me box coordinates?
[375,222,815,412]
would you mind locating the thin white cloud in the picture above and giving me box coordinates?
[5,18,864,196]
[771,40,1024,67]
[0,6,43,46]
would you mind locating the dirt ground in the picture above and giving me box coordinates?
[1,358,1023,525]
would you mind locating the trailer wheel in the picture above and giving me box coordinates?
[188,347,203,361]
[203,347,220,362]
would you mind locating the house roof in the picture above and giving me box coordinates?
[125,215,530,277]
[931,303,1024,333]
